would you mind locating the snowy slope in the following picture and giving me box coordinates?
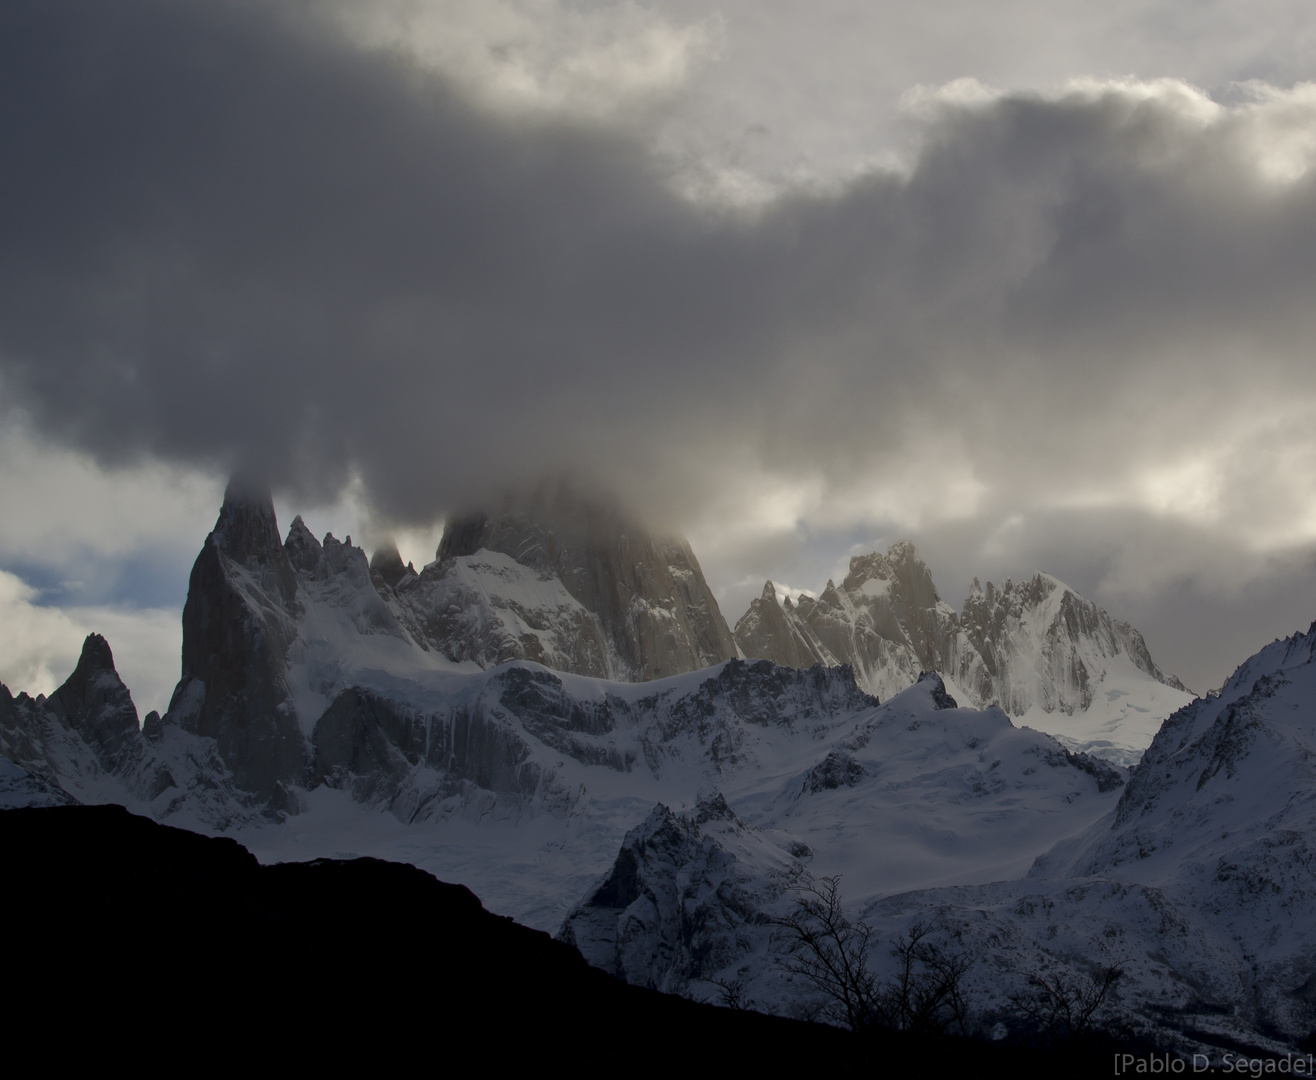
[853,628,1316,1055]
[556,674,1128,1000]
[735,544,1192,765]
[547,625,1316,1055]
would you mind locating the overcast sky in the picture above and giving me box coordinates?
[3,0,1316,712]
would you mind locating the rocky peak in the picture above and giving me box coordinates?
[213,480,285,567]
[319,533,370,583]
[369,543,411,590]
[417,484,736,681]
[204,480,299,610]
[914,670,959,711]
[283,515,322,573]
[46,633,140,765]
[61,631,116,685]
[734,542,1189,760]
[171,482,305,806]
[842,542,941,609]
[733,580,835,672]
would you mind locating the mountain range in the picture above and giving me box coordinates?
[2,482,1311,1056]
[733,542,1190,765]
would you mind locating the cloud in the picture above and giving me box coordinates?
[329,0,722,121]
[3,0,1316,689]
[0,424,221,572]
[0,569,180,716]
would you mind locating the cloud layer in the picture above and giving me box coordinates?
[4,0,1316,690]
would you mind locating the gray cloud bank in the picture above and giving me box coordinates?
[3,0,1316,689]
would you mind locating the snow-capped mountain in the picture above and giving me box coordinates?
[565,626,1316,1053]
[376,482,738,681]
[4,482,1311,1053]
[557,673,1128,1000]
[0,485,1128,935]
[734,542,1192,764]
[0,634,260,826]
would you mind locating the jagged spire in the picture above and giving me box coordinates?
[369,542,408,589]
[213,476,284,567]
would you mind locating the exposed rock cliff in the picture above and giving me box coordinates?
[732,580,834,671]
[0,633,259,826]
[387,484,737,681]
[959,572,1189,714]
[746,542,983,703]
[164,480,307,806]
[558,795,806,998]
[734,542,1191,763]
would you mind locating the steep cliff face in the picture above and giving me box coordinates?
[392,485,737,681]
[165,481,307,806]
[959,572,1189,715]
[732,581,835,671]
[735,543,987,703]
[299,658,880,825]
[161,485,429,812]
[734,543,1191,763]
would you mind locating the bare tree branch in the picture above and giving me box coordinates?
[772,876,971,1037]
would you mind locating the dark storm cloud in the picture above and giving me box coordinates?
[3,0,1316,549]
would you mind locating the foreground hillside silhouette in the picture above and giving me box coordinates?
[5,803,1151,1074]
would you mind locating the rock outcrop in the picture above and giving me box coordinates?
[734,542,1191,762]
[558,795,805,997]
[164,479,307,806]
[736,542,983,703]
[959,572,1189,714]
[384,483,738,681]
[40,633,140,772]
[0,634,258,825]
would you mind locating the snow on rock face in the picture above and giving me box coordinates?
[42,633,140,771]
[556,671,1131,1006]
[1048,621,1316,912]
[92,483,746,822]
[0,757,72,808]
[400,484,737,681]
[852,624,1316,1054]
[960,571,1188,715]
[734,542,1192,764]
[554,628,1316,1053]
[0,635,261,827]
[113,477,884,826]
[308,675,586,824]
[732,581,834,671]
[2,633,142,795]
[297,659,878,825]
[391,550,616,677]
[735,544,994,705]
[160,484,430,813]
[558,795,806,999]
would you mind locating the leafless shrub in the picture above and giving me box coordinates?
[1008,963,1125,1045]
[773,875,970,1037]
[875,921,972,1037]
